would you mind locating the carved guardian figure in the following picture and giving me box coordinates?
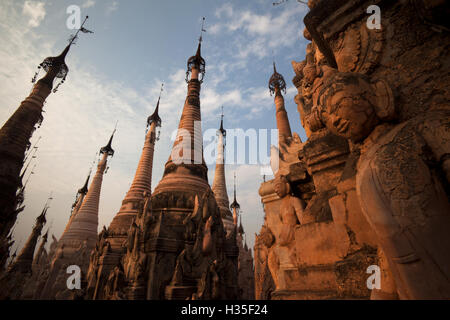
[317,69,450,299]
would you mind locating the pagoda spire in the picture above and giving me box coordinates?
[85,87,164,300]
[73,171,90,212]
[79,171,91,196]
[8,196,50,274]
[269,61,292,143]
[41,130,114,299]
[0,17,93,265]
[58,129,115,248]
[230,172,241,227]
[154,20,209,195]
[32,229,49,267]
[212,108,233,233]
[64,170,91,234]
[108,84,162,234]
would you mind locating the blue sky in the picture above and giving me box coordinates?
[0,0,309,255]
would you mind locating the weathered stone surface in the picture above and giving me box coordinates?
[257,0,450,300]
[295,222,350,266]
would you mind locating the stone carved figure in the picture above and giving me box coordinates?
[273,175,307,247]
[258,225,280,291]
[126,222,138,253]
[316,68,450,299]
[167,190,232,300]
[169,193,211,289]
[271,174,309,289]
[292,44,330,136]
[202,216,214,256]
[104,265,125,300]
[254,229,275,300]
[85,227,111,299]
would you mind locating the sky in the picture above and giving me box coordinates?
[0,0,310,256]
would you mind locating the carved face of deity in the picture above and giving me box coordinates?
[274,175,291,198]
[319,73,380,143]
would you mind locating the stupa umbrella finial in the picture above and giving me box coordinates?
[186,17,206,83]
[147,83,163,128]
[269,60,287,96]
[230,172,240,211]
[33,15,93,92]
[100,123,117,157]
[218,106,226,137]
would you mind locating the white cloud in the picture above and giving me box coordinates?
[106,0,118,15]
[209,23,222,35]
[22,1,46,28]
[210,3,306,60]
[215,3,233,18]
[82,0,96,9]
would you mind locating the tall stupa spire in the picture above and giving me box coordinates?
[154,19,209,195]
[108,85,162,234]
[90,19,239,301]
[86,87,163,300]
[212,108,233,234]
[0,197,51,300]
[64,170,91,234]
[58,129,115,248]
[32,228,48,268]
[269,61,292,143]
[0,17,93,266]
[8,196,50,274]
[41,129,114,299]
[74,170,91,211]
[230,172,241,227]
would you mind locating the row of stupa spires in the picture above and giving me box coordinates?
[0,14,291,298]
[40,30,250,299]
[2,58,288,280]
